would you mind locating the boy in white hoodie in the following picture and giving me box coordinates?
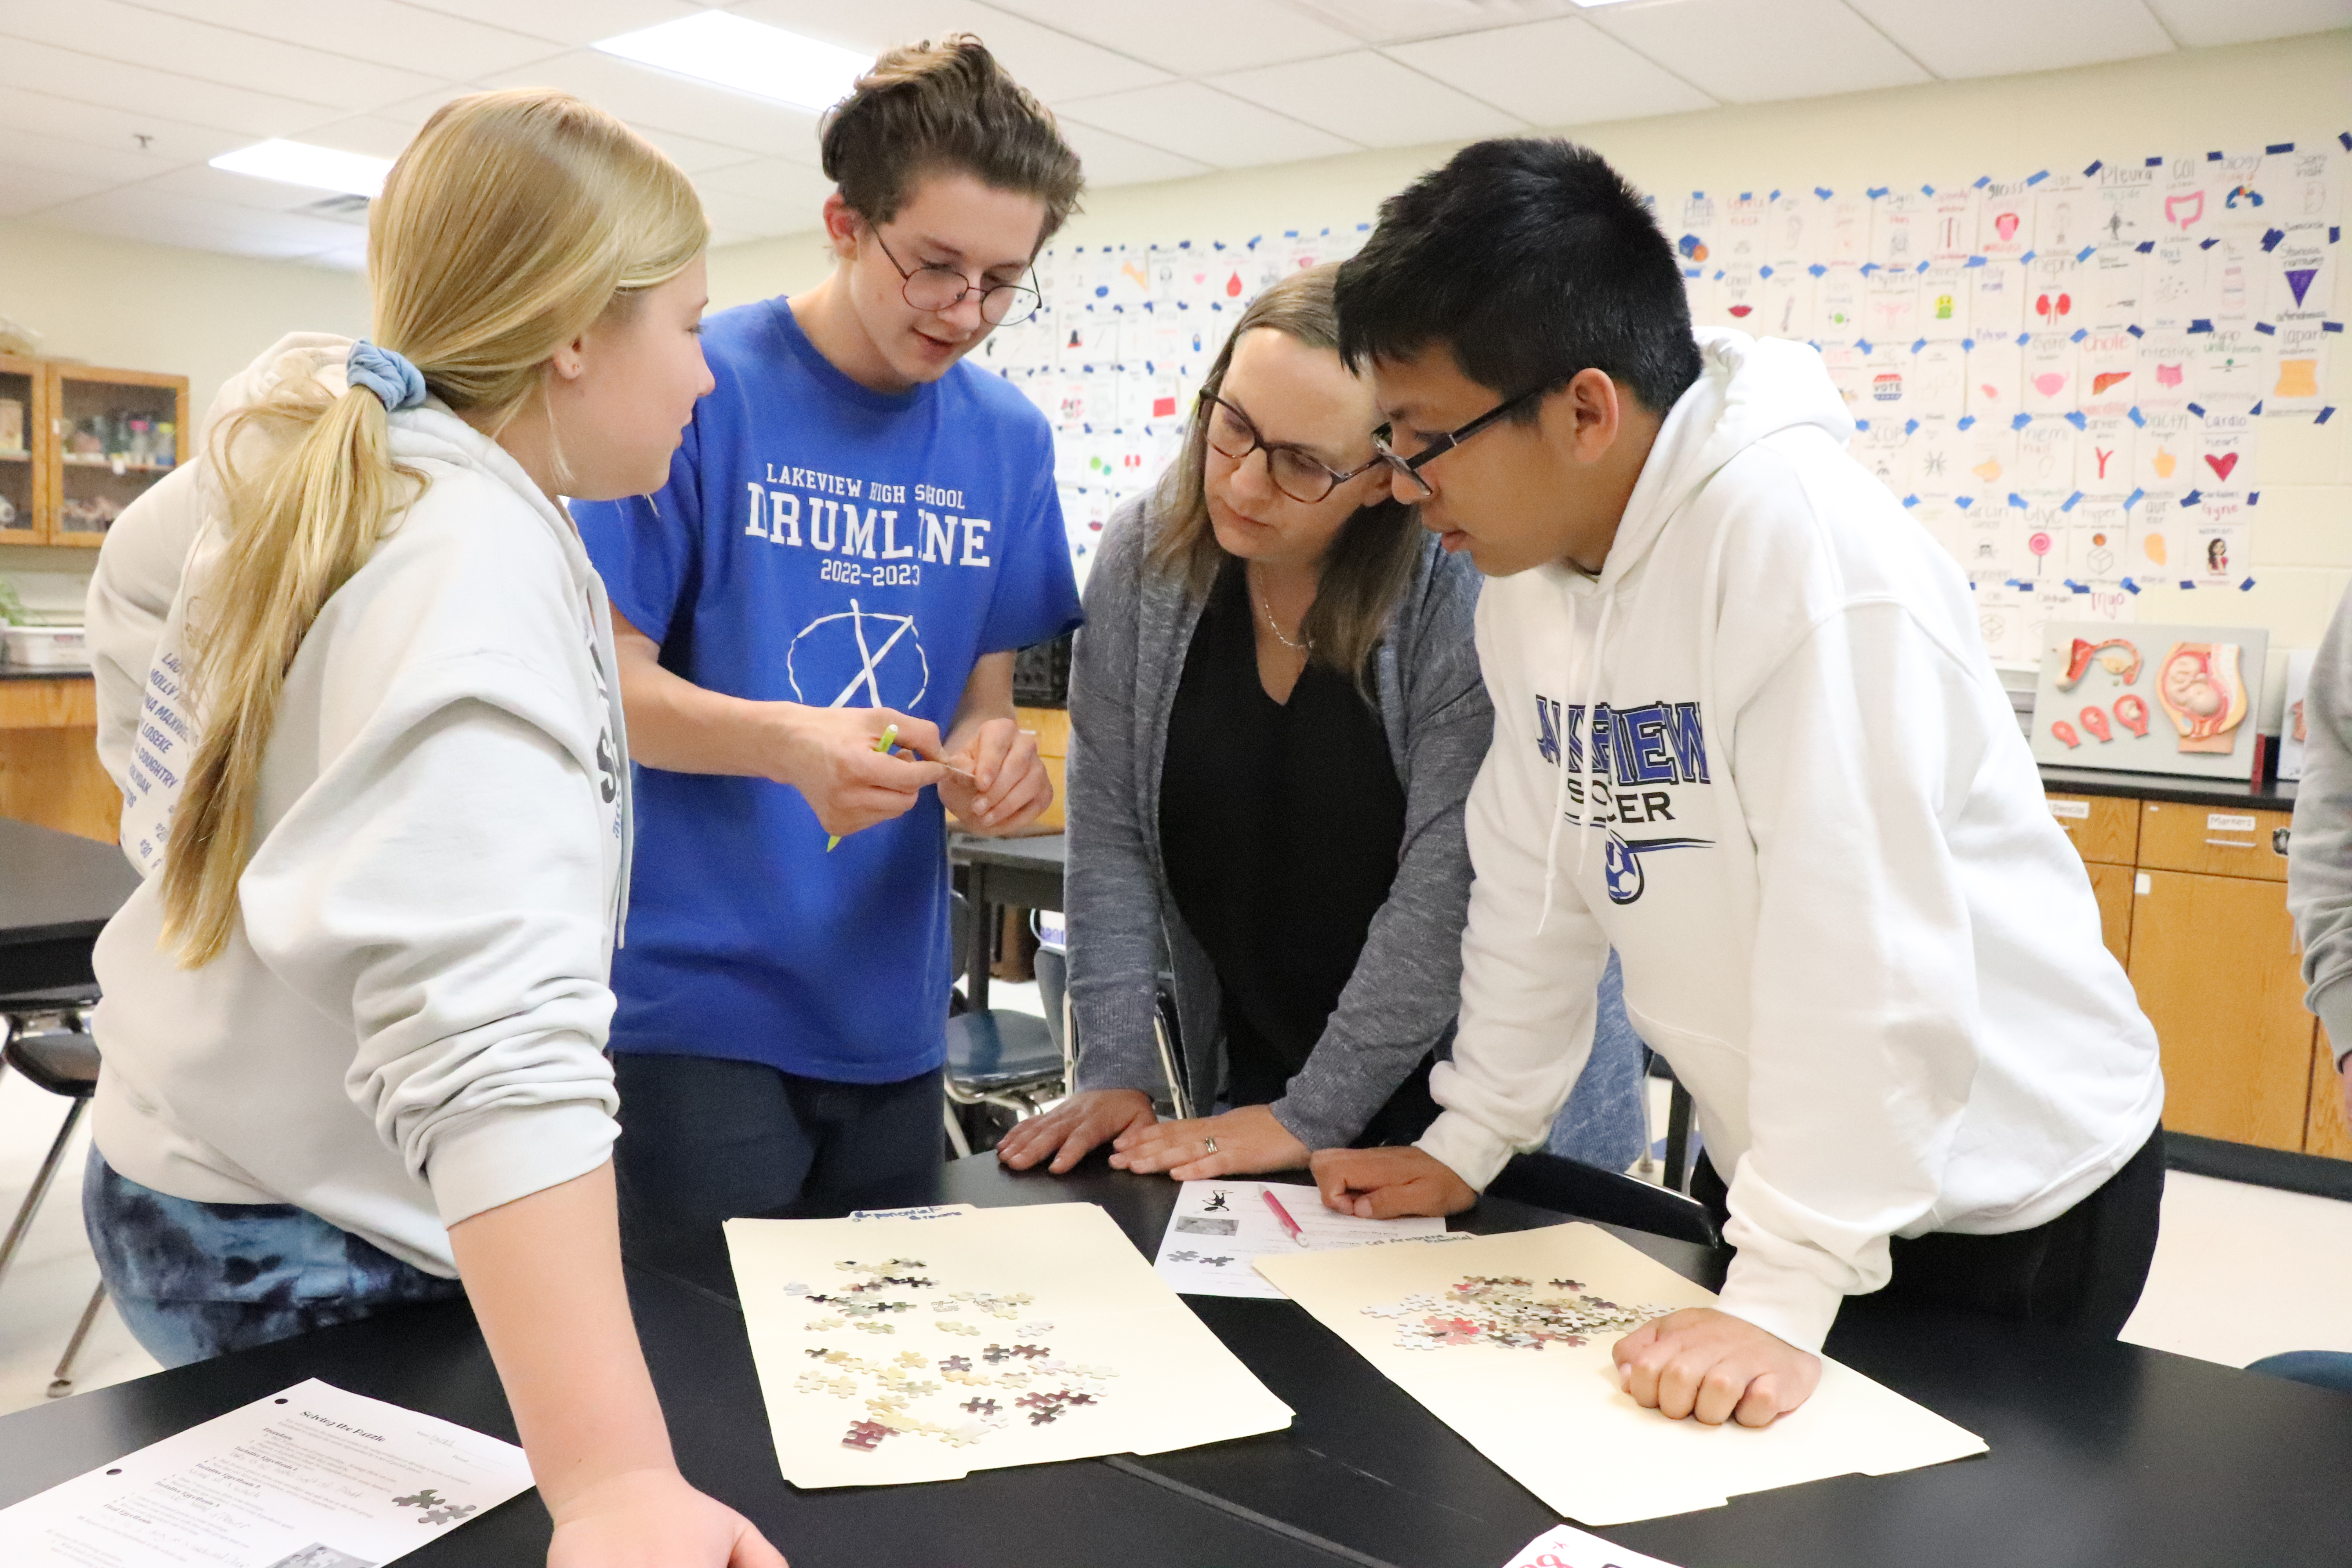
[1312,140,2165,1429]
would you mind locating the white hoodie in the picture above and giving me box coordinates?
[1420,327,2163,1354]
[83,334,632,1276]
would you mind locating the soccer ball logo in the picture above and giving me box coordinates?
[1602,829,1645,905]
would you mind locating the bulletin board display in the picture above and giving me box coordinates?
[985,137,2341,654]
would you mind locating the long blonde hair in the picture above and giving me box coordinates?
[1149,265,1422,692]
[162,89,706,965]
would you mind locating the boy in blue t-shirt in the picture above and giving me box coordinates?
[571,38,1083,1247]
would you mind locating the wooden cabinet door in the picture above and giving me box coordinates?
[2309,1029,2352,1161]
[2045,793,2140,866]
[2085,861,2134,965]
[2137,800,2291,882]
[2126,869,2314,1151]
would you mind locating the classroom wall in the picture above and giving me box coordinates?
[709,30,2352,718]
[0,219,368,594]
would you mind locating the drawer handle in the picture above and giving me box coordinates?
[2275,827,2292,856]
[2205,837,2257,849]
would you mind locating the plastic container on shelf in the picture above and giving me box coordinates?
[2,624,90,669]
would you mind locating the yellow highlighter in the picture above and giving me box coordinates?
[826,724,898,852]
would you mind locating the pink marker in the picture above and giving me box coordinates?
[1261,1188,1308,1247]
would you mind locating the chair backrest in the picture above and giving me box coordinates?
[1487,1150,1720,1248]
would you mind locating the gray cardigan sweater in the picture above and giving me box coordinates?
[1064,490,1491,1149]
[2291,584,2352,1068]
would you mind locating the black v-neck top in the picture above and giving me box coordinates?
[1159,561,1411,1111]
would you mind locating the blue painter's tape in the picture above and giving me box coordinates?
[2076,245,2096,262]
[2011,414,2033,431]
[2188,318,2213,333]
[1973,175,1991,188]
[1861,261,1879,275]
[2325,321,2346,332]
[2128,323,2145,337]
[2008,492,2029,508]
[2341,133,2352,151]
[2129,407,2147,426]
[1814,185,1833,200]
[2206,150,2222,161]
[2146,155,2165,167]
[1867,185,1889,199]
[2063,491,2084,510]
[1965,254,1988,268]
[1958,414,1977,429]
[2267,142,2294,155]
[2187,402,2206,416]
[1920,184,1935,196]
[2334,227,2342,243]
[1955,494,1975,509]
[2016,331,2033,346]
[2026,170,2049,185]
[2020,249,2038,263]
[2123,578,2141,593]
[2262,228,2286,252]
[2256,321,2277,335]
[1902,494,1920,507]
[2319,407,2337,424]
[1854,417,1871,431]
[2065,411,2088,429]
[1961,338,1976,352]
[1912,337,1927,353]
[1917,259,1931,273]
[2242,578,2257,591]
[1856,337,1875,353]
[2067,581,2089,593]
[2200,237,2219,250]
[1906,418,1920,434]
[1769,189,1780,201]
[2250,490,2261,504]
[1740,191,1752,201]
[2071,328,2089,343]
[2180,488,2204,506]
[1808,263,1827,277]
[2083,160,2103,176]
[2181,579,2197,590]
[2125,487,2145,508]
[1759,264,1775,278]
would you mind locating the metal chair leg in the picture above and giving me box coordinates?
[1633,1047,1657,1178]
[0,1096,87,1295]
[47,1281,107,1399]
[1662,1078,1695,1195]
[942,1096,973,1160]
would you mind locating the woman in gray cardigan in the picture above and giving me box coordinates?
[999,265,1492,1180]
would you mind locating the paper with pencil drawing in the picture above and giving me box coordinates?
[727,1202,1292,1488]
[1152,1178,1450,1299]
[1255,1223,1986,1526]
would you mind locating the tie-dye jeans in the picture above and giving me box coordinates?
[81,1147,465,1368]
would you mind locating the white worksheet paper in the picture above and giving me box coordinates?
[0,1378,534,1568]
[1505,1521,1685,1568]
[1153,1179,1450,1299]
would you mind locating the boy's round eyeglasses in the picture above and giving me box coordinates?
[1200,393,1387,505]
[1369,384,1549,498]
[871,228,1043,327]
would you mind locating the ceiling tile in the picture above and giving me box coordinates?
[0,160,110,217]
[472,50,820,161]
[729,0,1173,99]
[1842,0,2179,78]
[134,162,367,216]
[693,156,839,210]
[0,125,178,185]
[982,0,1363,75]
[0,85,249,166]
[354,88,771,173]
[0,35,352,138]
[1053,118,1212,187]
[1059,81,1357,169]
[126,0,568,78]
[37,186,353,257]
[1289,0,1586,45]
[1588,0,1930,103]
[1208,51,1523,148]
[2144,0,2352,45]
[290,114,438,160]
[1385,16,1715,127]
[0,0,453,113]
[388,0,711,48]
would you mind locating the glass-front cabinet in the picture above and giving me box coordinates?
[0,353,40,544]
[44,364,189,546]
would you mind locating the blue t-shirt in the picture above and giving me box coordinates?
[573,298,1081,1082]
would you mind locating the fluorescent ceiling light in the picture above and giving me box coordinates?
[594,13,871,113]
[210,140,392,198]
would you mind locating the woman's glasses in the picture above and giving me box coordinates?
[871,228,1042,327]
[1200,393,1385,505]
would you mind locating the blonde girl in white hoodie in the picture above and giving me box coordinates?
[82,90,784,1568]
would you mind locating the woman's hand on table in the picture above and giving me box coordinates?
[545,1464,786,1568]
[1309,1145,1477,1218]
[1611,1307,1822,1428]
[1112,1105,1310,1180]
[996,1088,1157,1174]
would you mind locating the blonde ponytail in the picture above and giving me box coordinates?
[160,89,707,965]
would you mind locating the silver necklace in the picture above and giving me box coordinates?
[1254,586,1312,652]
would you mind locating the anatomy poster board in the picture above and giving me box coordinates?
[2029,621,2269,778]
[0,1379,533,1567]
[2278,648,2318,781]
[725,1203,1292,1489]
[1254,1224,1985,1527]
[1153,1178,1449,1299]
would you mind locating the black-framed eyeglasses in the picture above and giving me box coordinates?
[1199,392,1385,505]
[1370,384,1550,498]
[870,227,1042,327]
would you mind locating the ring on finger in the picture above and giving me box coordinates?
[1204,1136,1218,1153]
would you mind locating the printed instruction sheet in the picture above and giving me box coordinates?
[1153,1178,1450,1299]
[0,1378,534,1567]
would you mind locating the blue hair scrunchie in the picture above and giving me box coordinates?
[346,339,427,412]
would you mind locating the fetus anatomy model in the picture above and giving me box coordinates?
[2157,642,2249,754]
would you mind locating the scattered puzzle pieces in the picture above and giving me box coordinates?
[842,1421,893,1450]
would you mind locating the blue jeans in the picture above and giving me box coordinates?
[1545,951,1650,1171]
[82,1147,463,1368]
[2245,1351,2352,1394]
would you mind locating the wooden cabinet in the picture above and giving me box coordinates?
[0,352,45,545]
[44,363,189,547]
[2136,799,2290,882]
[2046,792,2140,866]
[0,678,119,843]
[2084,860,2136,966]
[2126,867,2316,1151]
[1016,705,1070,833]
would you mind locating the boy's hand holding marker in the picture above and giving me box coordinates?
[938,715,1053,836]
[1313,1146,1822,1428]
[785,706,951,842]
